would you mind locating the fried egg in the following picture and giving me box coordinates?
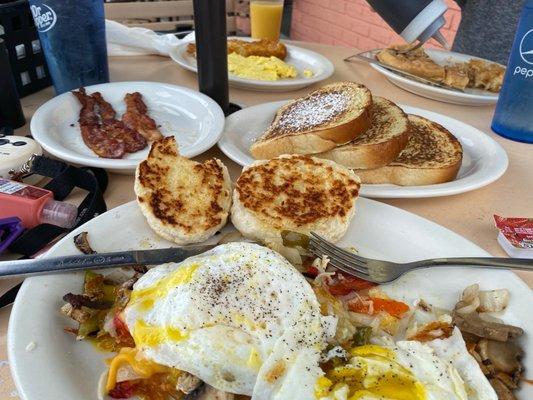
[123,242,337,399]
[318,328,496,400]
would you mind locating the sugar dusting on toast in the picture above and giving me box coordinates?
[264,91,350,139]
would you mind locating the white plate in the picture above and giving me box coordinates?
[169,37,334,92]
[218,100,508,198]
[367,49,501,106]
[31,82,225,173]
[8,200,532,399]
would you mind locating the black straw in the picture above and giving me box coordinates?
[0,39,25,130]
[192,0,230,114]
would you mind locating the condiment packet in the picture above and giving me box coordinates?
[494,215,533,258]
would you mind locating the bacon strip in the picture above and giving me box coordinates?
[122,92,163,141]
[72,89,125,159]
[72,88,148,158]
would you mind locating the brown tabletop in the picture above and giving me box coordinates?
[1,41,532,398]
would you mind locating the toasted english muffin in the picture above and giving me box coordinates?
[318,96,410,169]
[135,136,231,245]
[355,115,463,186]
[250,82,372,159]
[231,154,361,243]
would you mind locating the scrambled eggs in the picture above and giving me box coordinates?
[228,53,298,81]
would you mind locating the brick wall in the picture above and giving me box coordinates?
[291,0,462,50]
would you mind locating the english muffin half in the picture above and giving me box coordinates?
[231,154,361,243]
[135,136,232,244]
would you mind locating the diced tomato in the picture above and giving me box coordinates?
[348,297,410,318]
[325,273,376,296]
[108,380,137,399]
[113,313,134,343]
[305,266,320,278]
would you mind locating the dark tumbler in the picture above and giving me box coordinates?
[0,39,25,130]
[192,0,229,114]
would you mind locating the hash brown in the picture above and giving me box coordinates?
[186,38,287,60]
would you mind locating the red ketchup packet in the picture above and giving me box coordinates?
[494,215,533,258]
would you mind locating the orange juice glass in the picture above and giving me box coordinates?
[250,0,284,40]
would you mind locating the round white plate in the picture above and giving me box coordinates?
[31,81,225,173]
[169,37,334,92]
[8,200,532,399]
[218,100,508,198]
[369,49,502,106]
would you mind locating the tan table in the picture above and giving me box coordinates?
[1,41,532,399]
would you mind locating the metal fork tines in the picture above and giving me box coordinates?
[308,232,533,284]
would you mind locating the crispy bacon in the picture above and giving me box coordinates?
[72,88,148,158]
[122,92,163,141]
[72,89,125,158]
[91,91,116,121]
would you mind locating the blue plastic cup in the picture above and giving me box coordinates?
[491,0,533,143]
[28,0,109,94]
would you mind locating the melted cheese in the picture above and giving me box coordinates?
[105,347,168,393]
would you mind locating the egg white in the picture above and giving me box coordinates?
[124,242,336,398]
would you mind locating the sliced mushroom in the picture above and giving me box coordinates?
[495,372,519,390]
[73,232,96,254]
[63,293,113,310]
[177,372,202,395]
[60,303,93,323]
[489,377,517,400]
[184,383,234,400]
[452,311,524,342]
[477,339,523,375]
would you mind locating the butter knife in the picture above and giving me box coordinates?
[0,245,216,278]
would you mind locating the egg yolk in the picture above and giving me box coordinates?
[318,345,427,400]
[132,320,188,348]
[129,263,199,311]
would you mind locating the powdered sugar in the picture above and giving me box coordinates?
[268,92,350,137]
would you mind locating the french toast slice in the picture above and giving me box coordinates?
[318,96,410,169]
[231,154,361,243]
[355,115,463,186]
[135,136,232,244]
[250,82,372,159]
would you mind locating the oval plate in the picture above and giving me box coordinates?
[218,100,508,198]
[169,37,334,92]
[368,49,502,106]
[8,199,532,399]
[31,81,225,174]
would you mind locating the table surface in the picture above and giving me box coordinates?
[1,41,532,399]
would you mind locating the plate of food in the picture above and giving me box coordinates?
[357,45,505,106]
[30,81,225,173]
[218,81,508,198]
[8,144,531,400]
[169,37,335,91]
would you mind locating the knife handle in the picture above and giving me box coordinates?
[0,251,138,278]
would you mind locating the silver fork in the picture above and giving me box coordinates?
[308,233,533,284]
